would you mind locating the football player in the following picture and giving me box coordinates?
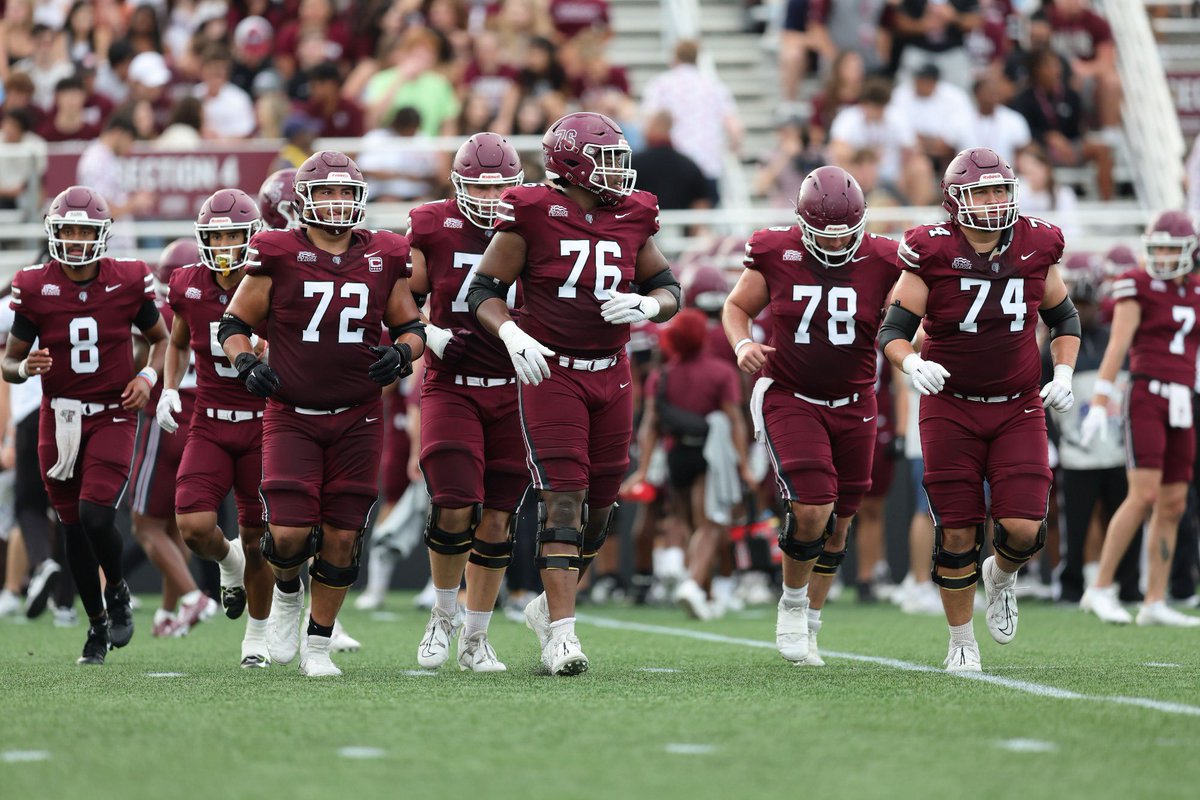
[2,186,169,664]
[220,151,425,677]
[159,190,278,666]
[1079,212,1200,627]
[131,237,212,638]
[407,132,528,672]
[881,147,1080,671]
[470,112,680,675]
[724,165,901,666]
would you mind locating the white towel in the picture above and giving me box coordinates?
[749,377,774,443]
[703,411,742,526]
[1168,383,1193,429]
[645,443,668,487]
[47,398,83,481]
[369,479,429,557]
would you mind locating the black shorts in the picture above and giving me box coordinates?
[784,0,810,32]
[667,444,707,490]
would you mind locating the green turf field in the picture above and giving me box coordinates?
[2,596,1198,800]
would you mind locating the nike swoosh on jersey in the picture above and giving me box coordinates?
[863,416,875,423]
[1024,408,1039,413]
[1020,253,1036,260]
[365,417,380,422]
[105,284,122,292]
[619,382,631,389]
[614,213,632,219]
[365,251,381,258]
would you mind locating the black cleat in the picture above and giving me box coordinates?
[221,585,247,620]
[105,581,135,648]
[77,621,110,665]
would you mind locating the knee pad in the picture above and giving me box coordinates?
[931,524,984,591]
[260,526,319,570]
[78,500,117,534]
[778,509,835,562]
[993,519,1047,566]
[812,547,847,577]
[535,495,584,571]
[424,504,480,556]
[469,514,516,571]
[581,503,618,563]
[310,528,366,589]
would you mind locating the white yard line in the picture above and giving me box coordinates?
[578,615,1200,718]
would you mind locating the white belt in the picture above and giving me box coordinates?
[453,375,516,387]
[294,405,352,415]
[557,354,619,372]
[73,402,122,416]
[205,408,264,422]
[1147,379,1179,399]
[951,392,1022,404]
[795,391,859,409]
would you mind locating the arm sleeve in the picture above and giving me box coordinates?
[9,311,38,342]
[134,299,161,332]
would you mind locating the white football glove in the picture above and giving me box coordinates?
[902,353,951,396]
[1079,404,1109,446]
[498,320,555,386]
[156,388,181,433]
[601,291,660,325]
[1040,364,1074,413]
[425,323,453,360]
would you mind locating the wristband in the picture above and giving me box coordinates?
[1092,378,1113,397]
[733,338,753,356]
[17,359,28,379]
[137,366,158,389]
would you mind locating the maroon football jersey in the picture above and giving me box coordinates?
[245,228,411,409]
[1110,268,1200,386]
[495,184,660,358]
[899,216,1065,396]
[744,227,901,399]
[10,258,156,402]
[407,199,516,380]
[168,264,266,413]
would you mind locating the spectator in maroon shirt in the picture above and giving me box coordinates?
[808,49,864,150]
[273,0,353,80]
[1032,0,1121,131]
[76,59,116,131]
[566,30,629,107]
[227,0,296,32]
[302,61,365,138]
[549,0,610,41]
[1,72,41,130]
[36,75,101,142]
[460,31,518,118]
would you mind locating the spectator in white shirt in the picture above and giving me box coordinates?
[828,76,935,204]
[194,43,256,140]
[14,24,75,111]
[887,63,973,170]
[76,113,154,252]
[959,73,1032,165]
[641,39,742,205]
[355,107,440,202]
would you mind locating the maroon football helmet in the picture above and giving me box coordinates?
[452,132,524,229]
[542,112,635,205]
[257,168,300,230]
[1062,252,1100,305]
[1142,210,1198,280]
[294,150,368,233]
[796,165,867,267]
[941,147,1019,232]
[195,188,263,275]
[45,185,113,267]
[1102,243,1138,278]
[154,238,199,294]
[683,265,729,313]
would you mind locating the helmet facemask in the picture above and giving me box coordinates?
[950,176,1020,231]
[799,217,866,268]
[298,175,368,232]
[196,218,263,276]
[583,142,636,204]
[453,170,524,229]
[1142,232,1198,280]
[45,215,111,267]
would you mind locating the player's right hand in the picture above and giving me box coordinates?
[498,320,554,386]
[234,352,281,398]
[902,354,950,396]
[1079,404,1109,446]
[156,388,182,433]
[20,348,52,377]
[735,342,775,374]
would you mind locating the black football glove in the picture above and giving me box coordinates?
[368,343,413,385]
[233,352,280,398]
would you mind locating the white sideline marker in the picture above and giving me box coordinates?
[145,672,186,678]
[664,743,716,755]
[338,747,386,760]
[996,739,1057,753]
[1143,662,1181,668]
[579,615,1200,718]
[640,667,680,673]
[2,750,50,763]
[400,669,438,677]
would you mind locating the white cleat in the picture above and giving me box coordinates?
[240,635,271,669]
[1136,601,1200,627]
[674,578,713,621]
[524,592,551,649]
[267,583,305,665]
[543,632,589,676]
[901,581,945,615]
[299,633,342,677]
[944,640,982,673]
[353,589,385,611]
[330,618,361,652]
[1081,585,1133,624]
[457,631,507,672]
[417,607,459,668]
[775,598,810,663]
[982,556,1018,645]
[795,630,826,667]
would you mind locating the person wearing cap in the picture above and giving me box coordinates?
[231,15,275,95]
[127,49,176,132]
[195,42,256,139]
[302,61,364,139]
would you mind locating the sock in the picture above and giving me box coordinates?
[807,607,822,634]
[62,522,104,618]
[711,575,735,602]
[464,609,492,638]
[307,615,333,638]
[217,539,243,585]
[276,576,301,594]
[548,616,575,639]
[245,616,269,639]
[365,546,397,596]
[434,587,458,616]
[949,621,975,645]
[781,583,809,609]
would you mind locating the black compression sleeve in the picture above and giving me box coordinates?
[134,299,161,331]
[878,302,922,350]
[1038,296,1081,340]
[466,272,511,318]
[9,312,37,342]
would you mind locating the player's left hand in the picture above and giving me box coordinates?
[368,343,413,385]
[1039,365,1074,413]
[601,291,660,325]
[121,375,152,410]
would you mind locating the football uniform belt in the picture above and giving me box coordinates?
[950,392,1023,403]
[294,405,352,415]
[205,408,265,422]
[1145,379,1193,428]
[453,375,517,387]
[557,354,619,372]
[794,391,860,409]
